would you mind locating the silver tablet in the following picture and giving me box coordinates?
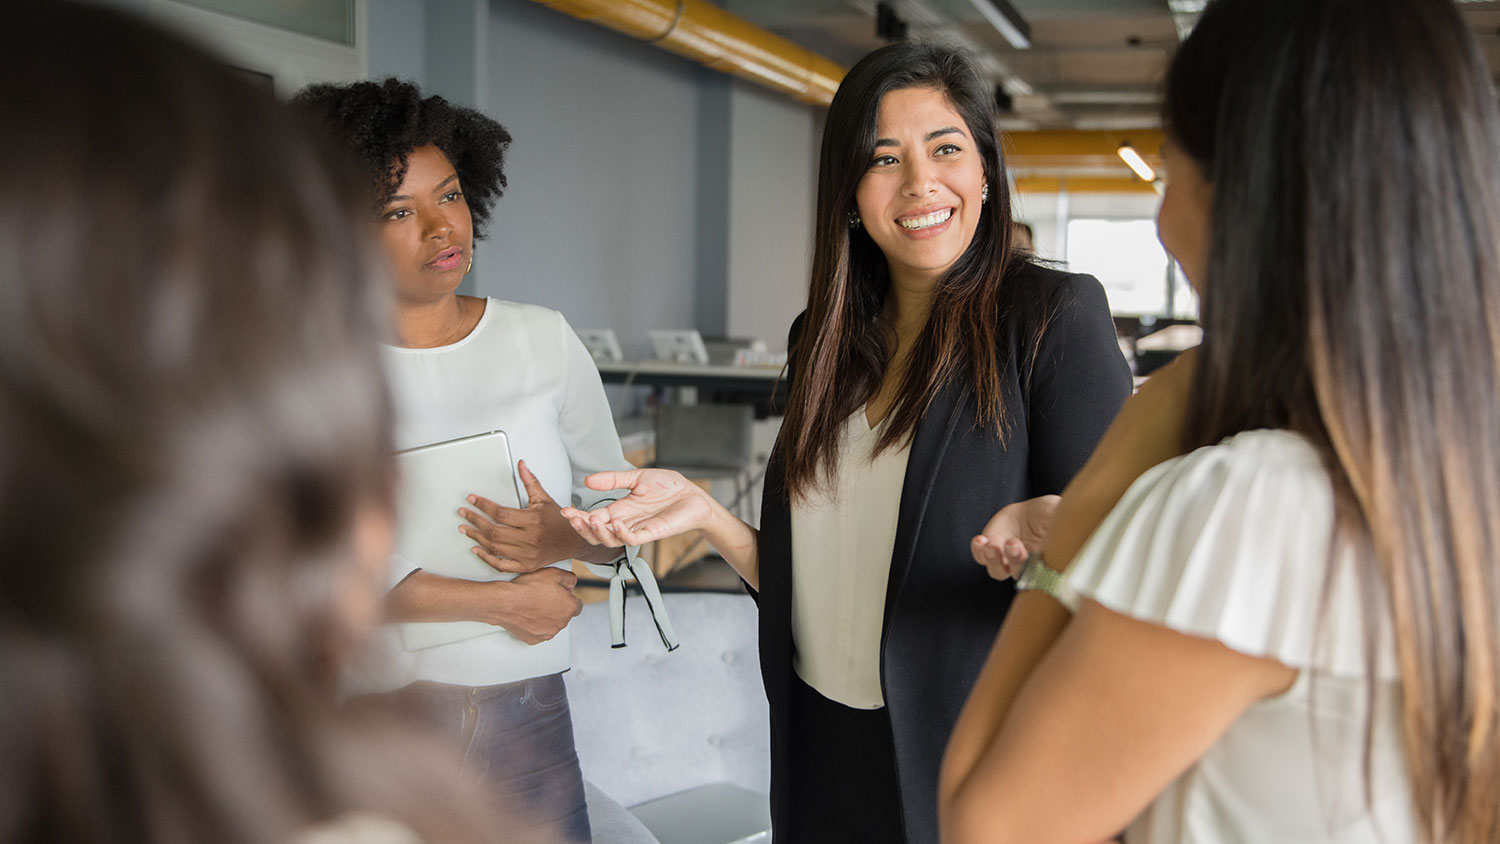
[392,430,523,651]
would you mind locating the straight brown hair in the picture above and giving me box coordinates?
[779,42,1046,500]
[1170,0,1500,839]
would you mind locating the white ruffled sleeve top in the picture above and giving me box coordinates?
[1065,429,1416,844]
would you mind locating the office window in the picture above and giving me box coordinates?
[1065,218,1197,319]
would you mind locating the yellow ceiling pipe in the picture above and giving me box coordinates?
[1013,175,1161,195]
[1004,129,1166,172]
[530,0,845,106]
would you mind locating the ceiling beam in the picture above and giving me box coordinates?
[969,0,1031,49]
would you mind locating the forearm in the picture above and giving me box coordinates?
[940,591,1072,813]
[700,498,760,590]
[942,481,1174,811]
[942,354,1199,827]
[385,570,519,627]
[575,540,627,565]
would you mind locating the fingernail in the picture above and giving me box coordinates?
[974,536,989,547]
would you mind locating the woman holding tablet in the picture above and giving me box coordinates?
[295,79,668,843]
[565,43,1131,844]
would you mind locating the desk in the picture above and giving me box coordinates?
[596,361,783,393]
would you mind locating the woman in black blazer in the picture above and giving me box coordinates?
[566,42,1131,844]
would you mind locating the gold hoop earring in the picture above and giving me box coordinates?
[465,256,474,275]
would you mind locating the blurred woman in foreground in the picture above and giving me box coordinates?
[0,2,502,841]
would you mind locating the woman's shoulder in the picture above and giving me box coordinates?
[476,298,575,345]
[1009,260,1110,316]
[1180,427,1325,469]
[1066,429,1392,677]
[1112,429,1331,526]
[479,297,567,326]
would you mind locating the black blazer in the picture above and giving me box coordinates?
[754,264,1133,843]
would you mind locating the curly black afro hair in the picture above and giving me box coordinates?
[292,78,511,239]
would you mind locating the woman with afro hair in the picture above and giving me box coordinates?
[294,78,674,843]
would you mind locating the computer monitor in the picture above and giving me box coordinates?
[648,329,710,365]
[577,328,623,362]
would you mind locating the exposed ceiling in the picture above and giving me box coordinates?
[716,0,1500,132]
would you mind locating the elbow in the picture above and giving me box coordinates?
[940,789,1022,844]
[941,783,1088,844]
[939,774,1022,844]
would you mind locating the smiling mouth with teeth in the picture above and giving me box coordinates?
[899,208,954,230]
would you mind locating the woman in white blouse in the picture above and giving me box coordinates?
[940,0,1500,842]
[564,43,1131,844]
[294,79,673,844]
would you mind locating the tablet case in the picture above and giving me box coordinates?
[392,430,527,651]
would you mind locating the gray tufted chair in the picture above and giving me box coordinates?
[569,592,771,844]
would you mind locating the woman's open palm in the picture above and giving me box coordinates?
[560,468,714,548]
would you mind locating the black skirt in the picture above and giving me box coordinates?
[781,672,908,843]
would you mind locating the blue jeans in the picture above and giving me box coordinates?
[396,674,592,843]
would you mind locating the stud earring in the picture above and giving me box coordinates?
[848,211,862,230]
[981,182,990,204]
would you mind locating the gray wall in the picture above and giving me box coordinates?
[483,0,702,358]
[724,81,817,347]
[366,1,425,84]
[482,0,819,357]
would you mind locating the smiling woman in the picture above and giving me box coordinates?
[292,79,670,843]
[854,87,988,293]
[562,41,1134,844]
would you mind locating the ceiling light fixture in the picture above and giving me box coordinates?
[1165,0,1205,39]
[969,0,1031,49]
[1117,143,1156,182]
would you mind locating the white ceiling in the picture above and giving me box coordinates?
[717,0,1500,130]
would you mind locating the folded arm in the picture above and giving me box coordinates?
[385,567,582,646]
[940,598,1296,844]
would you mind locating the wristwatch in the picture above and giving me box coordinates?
[1015,551,1078,610]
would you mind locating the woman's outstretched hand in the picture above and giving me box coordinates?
[560,468,714,548]
[971,494,1060,581]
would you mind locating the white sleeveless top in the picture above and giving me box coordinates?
[790,410,911,709]
[1065,429,1416,843]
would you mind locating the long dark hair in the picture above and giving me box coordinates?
[0,3,500,841]
[780,42,1042,499]
[1170,0,1500,839]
